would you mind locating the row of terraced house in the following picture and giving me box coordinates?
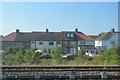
[0,28,119,56]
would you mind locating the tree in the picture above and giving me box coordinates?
[99,32,106,36]
[50,46,65,60]
[8,49,24,65]
[2,46,38,65]
[23,48,36,64]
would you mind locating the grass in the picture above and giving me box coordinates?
[2,58,119,66]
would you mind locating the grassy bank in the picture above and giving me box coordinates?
[1,46,120,66]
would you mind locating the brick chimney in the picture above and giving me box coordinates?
[46,28,49,33]
[111,28,115,33]
[75,28,78,32]
[16,29,19,34]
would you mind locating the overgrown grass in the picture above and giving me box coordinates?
[1,46,120,66]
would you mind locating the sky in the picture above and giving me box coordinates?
[0,2,119,36]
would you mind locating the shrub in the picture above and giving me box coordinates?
[50,46,65,60]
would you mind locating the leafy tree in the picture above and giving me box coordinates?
[50,46,65,60]
[23,48,36,64]
[7,49,24,65]
[43,49,47,53]
[99,32,106,36]
[2,46,38,65]
[91,47,120,65]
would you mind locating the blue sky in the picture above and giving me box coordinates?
[1,2,118,36]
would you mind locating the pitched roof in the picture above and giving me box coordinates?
[89,35,99,39]
[2,33,16,41]
[96,32,119,40]
[2,32,64,41]
[2,31,94,41]
[76,33,94,41]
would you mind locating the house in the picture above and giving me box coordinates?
[2,29,96,55]
[89,35,99,40]
[76,33,97,56]
[95,28,119,50]
[0,35,3,51]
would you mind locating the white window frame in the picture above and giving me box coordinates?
[49,41,54,45]
[39,41,43,45]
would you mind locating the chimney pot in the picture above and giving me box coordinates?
[111,28,115,32]
[46,28,48,33]
[75,28,78,32]
[16,29,19,33]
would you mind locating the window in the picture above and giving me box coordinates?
[111,41,115,45]
[25,42,28,45]
[57,41,61,45]
[7,42,11,45]
[67,33,70,37]
[49,41,54,45]
[31,41,35,44]
[64,41,68,45]
[91,51,94,53]
[70,48,76,54]
[70,33,74,37]
[49,49,51,53]
[16,42,23,46]
[64,48,67,53]
[66,33,74,38]
[39,42,43,45]
[103,46,107,50]
[70,41,75,45]
[80,41,85,45]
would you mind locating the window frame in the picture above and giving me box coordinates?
[39,41,44,45]
[49,41,54,45]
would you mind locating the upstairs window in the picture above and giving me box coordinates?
[7,42,11,45]
[39,41,43,45]
[16,42,23,46]
[67,33,70,37]
[31,41,35,44]
[49,41,54,45]
[57,41,61,45]
[66,33,74,38]
[80,41,85,45]
[70,33,74,37]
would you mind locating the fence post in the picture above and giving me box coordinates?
[2,73,7,80]
[34,73,41,80]
[69,72,75,80]
[101,72,108,79]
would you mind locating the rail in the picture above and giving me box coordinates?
[0,66,120,79]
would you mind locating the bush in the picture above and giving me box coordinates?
[50,46,65,60]
[2,46,120,66]
[2,46,38,65]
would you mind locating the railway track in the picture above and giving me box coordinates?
[0,65,120,79]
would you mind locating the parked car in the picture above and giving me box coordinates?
[62,53,77,60]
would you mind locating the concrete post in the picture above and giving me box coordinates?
[101,72,108,79]
[0,74,2,80]
[34,73,41,80]
[2,74,7,80]
[69,73,75,79]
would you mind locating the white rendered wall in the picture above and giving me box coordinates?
[95,34,118,50]
[78,41,94,46]
[31,41,62,53]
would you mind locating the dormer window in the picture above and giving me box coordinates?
[67,33,70,37]
[71,33,74,37]
[66,33,74,38]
